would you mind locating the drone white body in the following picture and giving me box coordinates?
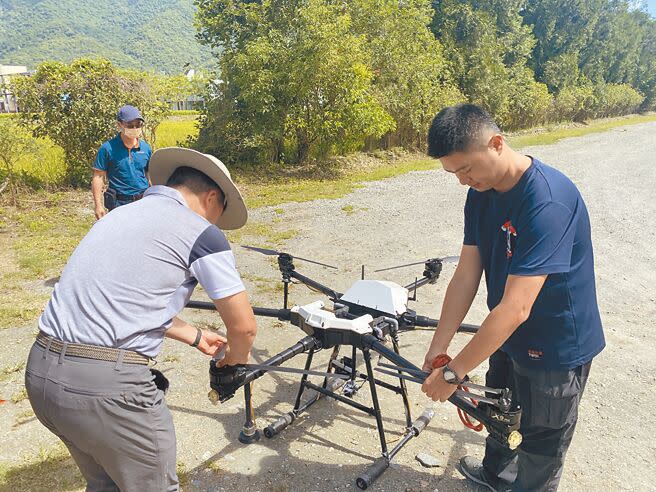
[294,300,374,334]
[339,280,409,316]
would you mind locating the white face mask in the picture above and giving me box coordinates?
[123,127,142,139]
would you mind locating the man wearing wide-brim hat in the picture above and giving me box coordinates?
[25,147,257,491]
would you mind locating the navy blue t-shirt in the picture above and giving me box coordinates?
[464,158,605,369]
[93,134,151,196]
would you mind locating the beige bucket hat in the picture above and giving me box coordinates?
[149,147,247,230]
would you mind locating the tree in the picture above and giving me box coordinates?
[11,58,170,186]
[349,0,464,148]
[634,12,656,110]
[195,0,394,164]
[432,0,545,129]
[522,0,606,82]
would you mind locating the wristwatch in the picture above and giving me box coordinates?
[442,364,464,385]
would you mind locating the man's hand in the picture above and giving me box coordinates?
[421,368,457,402]
[195,330,227,357]
[165,317,228,358]
[422,346,449,372]
[94,205,106,220]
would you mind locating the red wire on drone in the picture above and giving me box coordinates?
[432,354,484,432]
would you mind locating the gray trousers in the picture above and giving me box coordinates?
[482,350,591,492]
[25,342,178,492]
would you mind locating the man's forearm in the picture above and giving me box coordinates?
[91,176,104,207]
[428,273,480,353]
[449,302,523,379]
[225,314,257,364]
[213,291,258,365]
[165,317,200,345]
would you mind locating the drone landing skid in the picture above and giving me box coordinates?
[257,335,431,490]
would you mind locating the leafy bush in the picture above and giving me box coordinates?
[10,58,170,186]
[592,84,644,118]
[506,68,552,130]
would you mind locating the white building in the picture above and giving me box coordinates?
[0,65,29,113]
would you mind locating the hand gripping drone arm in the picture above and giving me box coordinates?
[209,335,318,402]
[360,333,522,449]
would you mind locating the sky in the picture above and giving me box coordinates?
[647,0,656,17]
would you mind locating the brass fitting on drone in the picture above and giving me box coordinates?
[507,430,523,450]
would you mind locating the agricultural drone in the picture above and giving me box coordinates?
[186,246,522,489]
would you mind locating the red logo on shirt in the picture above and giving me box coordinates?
[501,220,517,259]
[528,348,543,360]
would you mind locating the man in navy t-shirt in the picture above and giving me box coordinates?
[421,104,604,491]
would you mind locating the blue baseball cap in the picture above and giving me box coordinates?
[117,105,144,122]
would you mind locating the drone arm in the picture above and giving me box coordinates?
[402,275,435,291]
[242,336,318,386]
[289,270,342,300]
[209,335,319,402]
[186,300,293,321]
[361,333,518,448]
[411,314,479,334]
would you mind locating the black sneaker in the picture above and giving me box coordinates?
[458,456,511,492]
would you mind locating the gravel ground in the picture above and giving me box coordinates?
[1,122,656,491]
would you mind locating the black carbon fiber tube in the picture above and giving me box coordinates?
[264,412,295,438]
[413,315,480,334]
[356,457,389,490]
[361,334,513,441]
[290,270,342,300]
[242,336,318,386]
[186,300,292,320]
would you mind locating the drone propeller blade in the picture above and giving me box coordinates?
[441,255,460,263]
[374,260,427,273]
[374,255,459,273]
[292,256,338,269]
[241,245,337,269]
[241,245,281,256]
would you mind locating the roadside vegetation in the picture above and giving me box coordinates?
[2,111,655,331]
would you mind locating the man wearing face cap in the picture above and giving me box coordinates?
[25,147,257,491]
[91,104,152,219]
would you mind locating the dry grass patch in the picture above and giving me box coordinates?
[0,444,84,492]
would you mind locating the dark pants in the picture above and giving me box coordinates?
[104,189,145,211]
[482,350,591,492]
[25,342,178,492]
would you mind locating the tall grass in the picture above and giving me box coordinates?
[153,114,199,149]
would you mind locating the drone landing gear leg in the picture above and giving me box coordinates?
[264,346,345,438]
[356,405,436,490]
[356,342,434,490]
[355,348,391,490]
[239,382,261,444]
[391,334,413,428]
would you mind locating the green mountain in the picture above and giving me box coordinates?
[0,0,214,74]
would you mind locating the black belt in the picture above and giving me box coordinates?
[115,192,144,202]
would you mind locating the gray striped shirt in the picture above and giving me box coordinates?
[39,186,244,357]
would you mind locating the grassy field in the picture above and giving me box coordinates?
[507,112,656,147]
[153,113,199,149]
